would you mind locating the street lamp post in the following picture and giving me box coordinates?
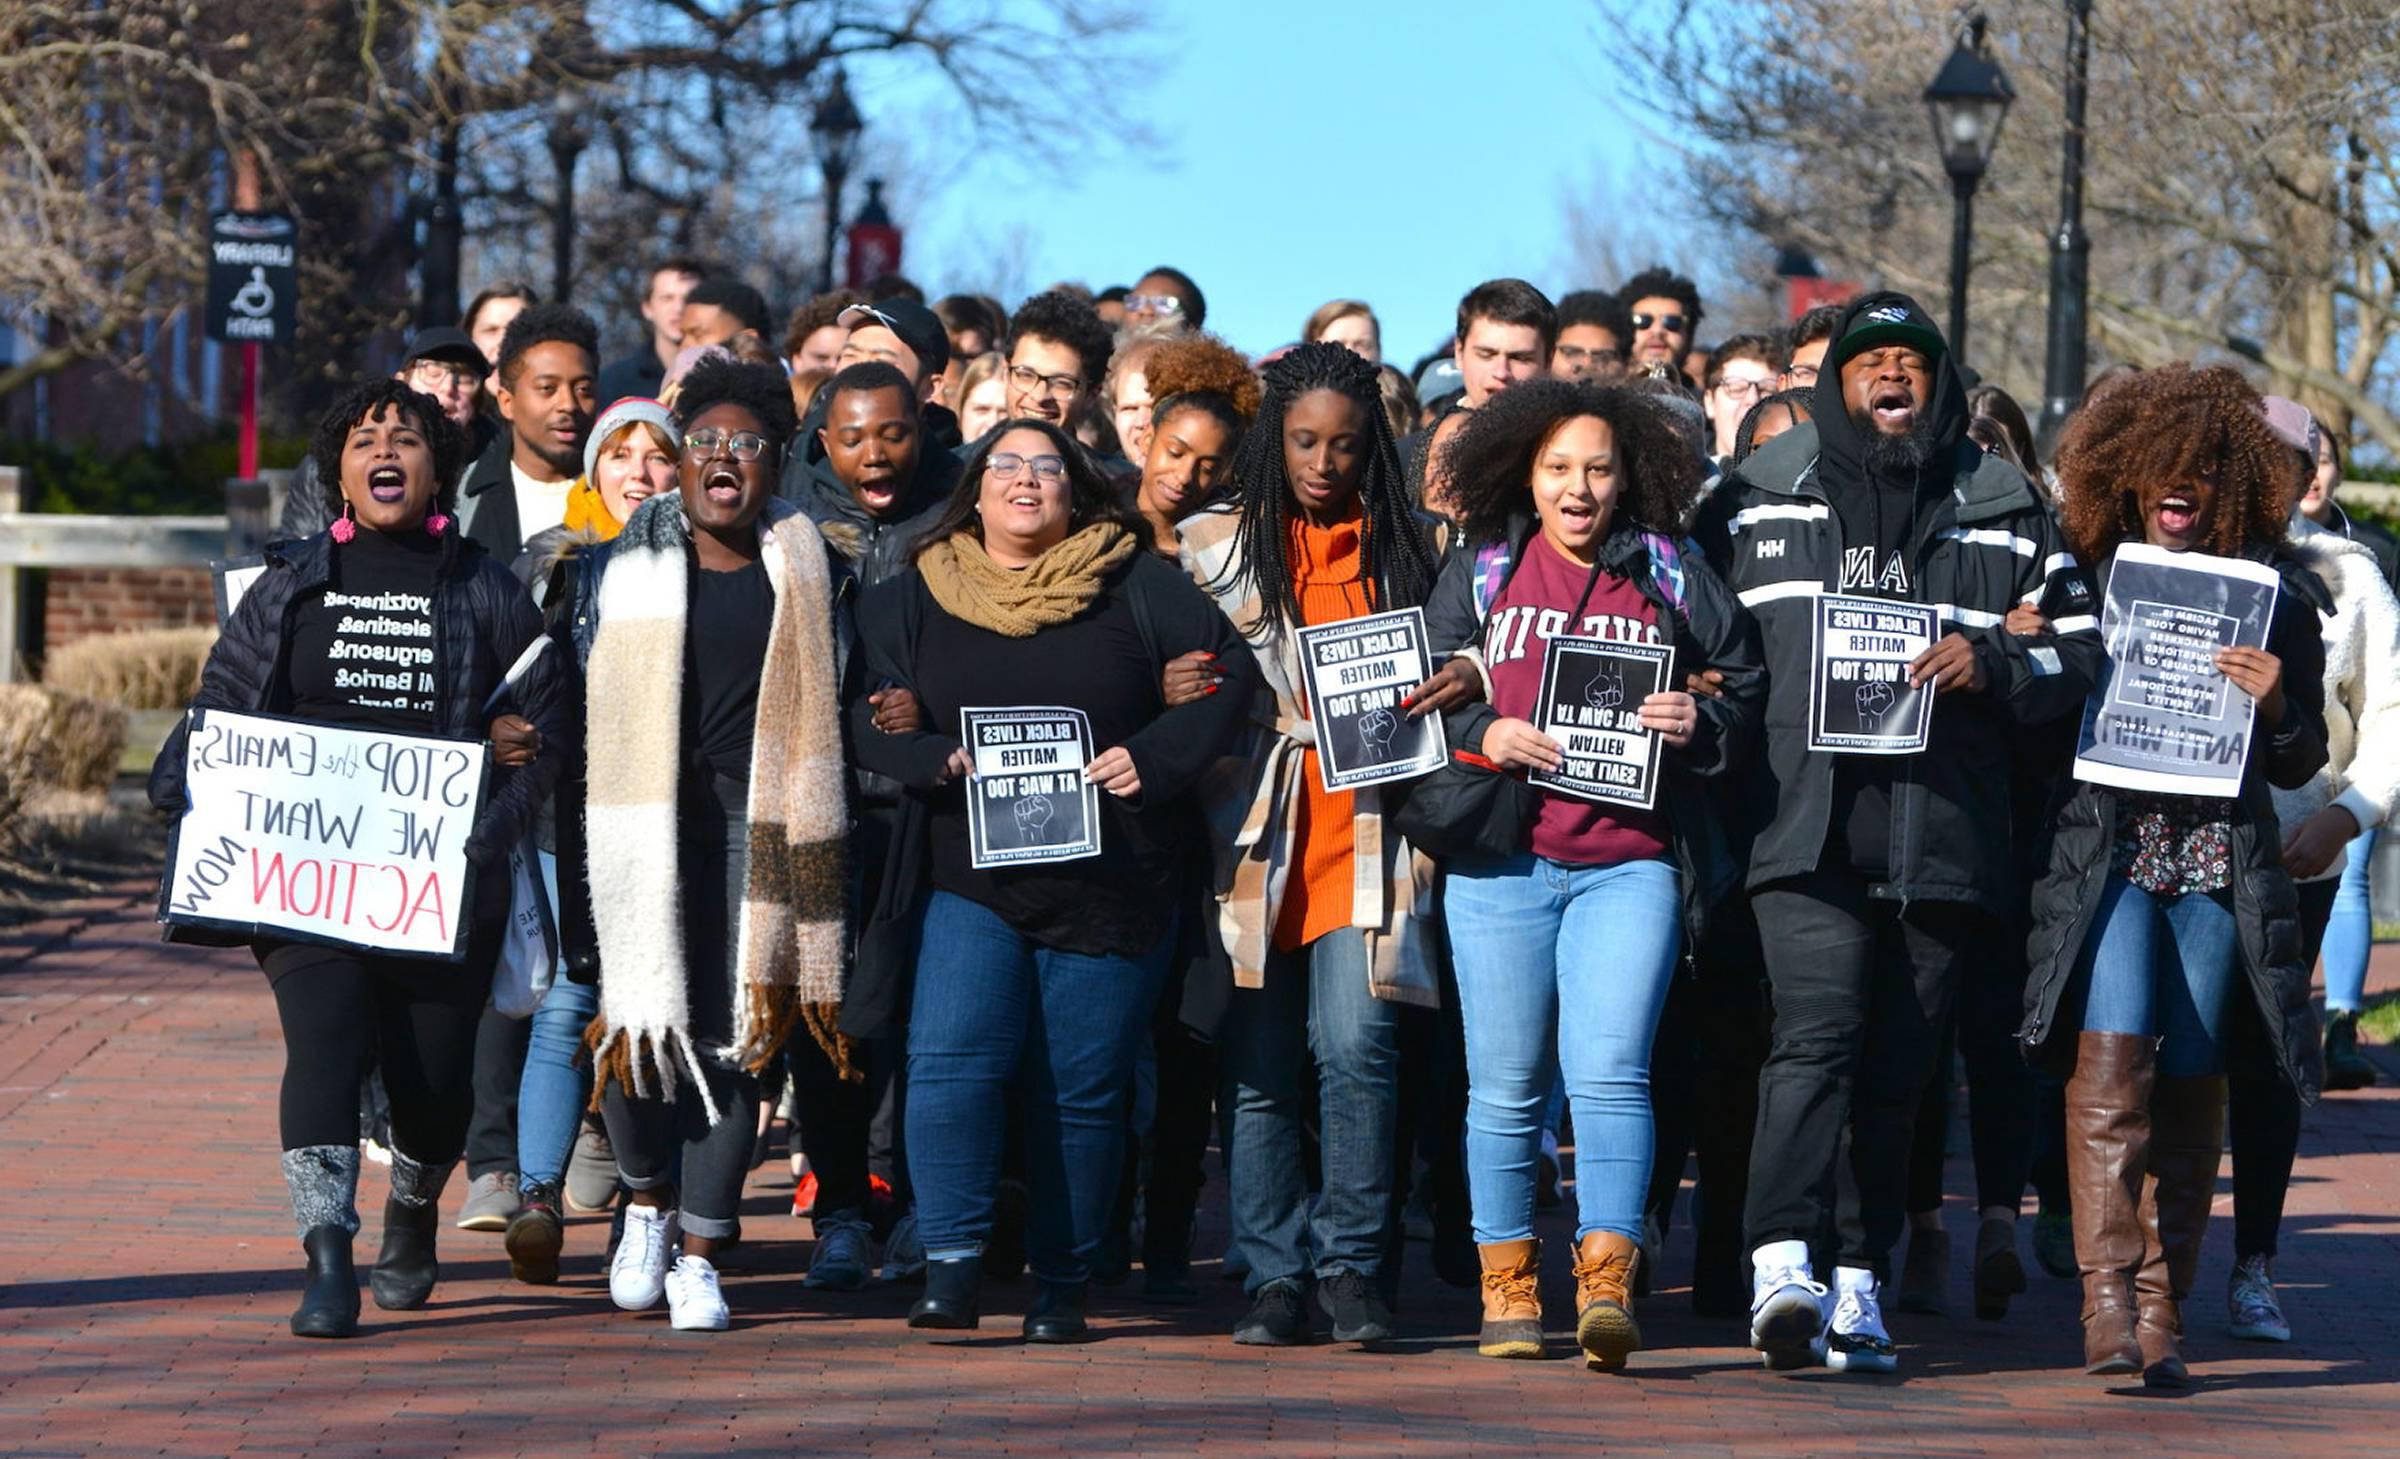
[810,68,865,297]
[2037,0,2095,456]
[546,89,589,303]
[1922,14,2015,368]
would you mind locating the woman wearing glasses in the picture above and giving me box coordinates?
[565,358,851,1331]
[847,418,1255,1342]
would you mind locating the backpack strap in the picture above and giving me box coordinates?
[1470,538,1513,621]
[1640,531,1691,617]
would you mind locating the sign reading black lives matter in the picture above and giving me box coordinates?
[2073,544,2281,798]
[1809,594,1938,754]
[1296,606,1447,793]
[962,707,1103,869]
[159,709,488,959]
[1531,637,1675,809]
[205,211,298,345]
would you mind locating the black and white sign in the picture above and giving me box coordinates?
[2073,544,2281,797]
[1296,606,1447,793]
[205,211,298,345]
[212,555,266,624]
[1530,637,1674,809]
[1808,594,1937,754]
[961,706,1103,869]
[159,709,487,959]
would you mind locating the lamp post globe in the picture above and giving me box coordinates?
[1923,14,2015,366]
[810,67,866,296]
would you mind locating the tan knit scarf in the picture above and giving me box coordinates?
[917,521,1138,636]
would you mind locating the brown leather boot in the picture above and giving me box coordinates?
[2065,1031,2151,1377]
[2136,1073,2226,1390]
[1572,1231,1642,1372]
[1476,1239,1544,1359]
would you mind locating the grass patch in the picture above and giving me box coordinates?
[2359,992,2400,1046]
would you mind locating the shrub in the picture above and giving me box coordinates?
[43,626,217,709]
[0,683,129,808]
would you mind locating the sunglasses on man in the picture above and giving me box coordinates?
[1631,312,1689,335]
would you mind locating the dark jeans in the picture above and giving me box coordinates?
[1142,1008,1220,1272]
[1905,929,2038,1215]
[256,891,501,1163]
[2229,876,2338,1261]
[1224,926,1399,1292]
[905,890,1173,1285]
[1649,893,1770,1301]
[466,999,531,1178]
[786,1021,873,1218]
[1745,868,1981,1276]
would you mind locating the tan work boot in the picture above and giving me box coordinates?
[1573,1230,1642,1371]
[1476,1239,1544,1359]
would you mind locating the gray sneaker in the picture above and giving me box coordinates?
[2228,1254,2291,1342]
[806,1214,873,1291]
[564,1124,619,1215]
[881,1209,927,1283]
[456,1170,520,1232]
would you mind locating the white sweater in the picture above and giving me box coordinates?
[2271,517,2400,881]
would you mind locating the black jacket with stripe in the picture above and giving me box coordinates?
[1691,424,2102,913]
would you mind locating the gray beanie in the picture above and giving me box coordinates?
[584,396,680,481]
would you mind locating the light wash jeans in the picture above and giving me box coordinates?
[2077,875,2239,1078]
[2324,825,2378,1013]
[515,849,592,1193]
[1444,854,1681,1244]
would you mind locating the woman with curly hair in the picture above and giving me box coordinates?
[1131,332,1260,560]
[2021,362,2328,1387]
[148,379,568,1338]
[1416,379,1763,1368]
[1179,341,1461,1348]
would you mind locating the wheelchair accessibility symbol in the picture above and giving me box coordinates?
[231,268,275,318]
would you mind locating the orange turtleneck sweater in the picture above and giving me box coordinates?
[1273,503,1375,952]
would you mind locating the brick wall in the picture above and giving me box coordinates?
[42,568,217,655]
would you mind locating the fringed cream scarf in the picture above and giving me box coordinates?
[581,493,849,1124]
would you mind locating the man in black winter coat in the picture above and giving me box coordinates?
[1693,293,2102,1373]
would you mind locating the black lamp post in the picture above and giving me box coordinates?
[2036,0,2095,457]
[810,68,865,296]
[546,88,590,303]
[1922,14,2015,367]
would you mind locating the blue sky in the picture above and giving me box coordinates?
[896,0,1660,367]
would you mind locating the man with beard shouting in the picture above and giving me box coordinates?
[458,303,601,562]
[1692,294,2101,1373]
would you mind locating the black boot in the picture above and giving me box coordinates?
[292,1226,360,1338]
[909,1256,983,1330]
[372,1149,453,1311]
[1023,1281,1090,1343]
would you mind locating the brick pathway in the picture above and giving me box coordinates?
[2,889,2396,1456]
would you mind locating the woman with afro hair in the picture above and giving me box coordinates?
[1417,380,1762,1368]
[1179,340,1462,1348]
[2019,362,2329,1388]
[1131,331,1260,561]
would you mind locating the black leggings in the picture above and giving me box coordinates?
[1905,934,2037,1216]
[258,921,496,1162]
[2228,877,2338,1261]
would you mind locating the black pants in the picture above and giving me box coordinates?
[1142,1004,1222,1270]
[787,1017,873,1217]
[257,894,501,1162]
[1905,930,2037,1215]
[1649,893,1771,1301]
[1745,868,1983,1276]
[2228,876,2337,1261]
[465,999,531,1178]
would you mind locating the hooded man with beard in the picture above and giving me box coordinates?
[1692,292,2102,1374]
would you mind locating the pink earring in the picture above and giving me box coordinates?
[424,511,451,536]
[329,502,357,543]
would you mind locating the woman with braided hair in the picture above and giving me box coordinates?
[1179,341,1475,1347]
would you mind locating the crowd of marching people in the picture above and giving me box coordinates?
[149,255,2398,1387]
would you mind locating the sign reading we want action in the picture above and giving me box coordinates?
[159,709,489,959]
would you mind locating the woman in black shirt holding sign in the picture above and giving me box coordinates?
[2021,363,2326,1387]
[149,379,565,1339]
[847,419,1252,1342]
[1418,381,1762,1369]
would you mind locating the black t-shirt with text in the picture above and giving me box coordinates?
[285,527,442,735]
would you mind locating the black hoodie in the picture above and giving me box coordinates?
[1691,291,2104,912]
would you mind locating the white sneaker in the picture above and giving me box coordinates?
[1750,1239,1829,1370]
[1826,1265,1898,1373]
[2228,1254,2292,1342]
[610,1203,674,1311]
[666,1253,731,1331]
[806,1214,873,1291]
[881,1209,927,1283]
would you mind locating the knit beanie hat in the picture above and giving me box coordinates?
[2260,395,2320,458]
[584,396,680,481]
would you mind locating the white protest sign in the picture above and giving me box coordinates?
[1296,606,1447,793]
[1807,594,1937,754]
[2073,544,2281,797]
[1531,637,1674,809]
[159,709,488,958]
[961,706,1103,869]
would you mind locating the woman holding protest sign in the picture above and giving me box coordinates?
[1413,380,1762,1369]
[845,418,1254,1342]
[149,378,567,1339]
[565,358,849,1333]
[2022,363,2329,1388]
[1176,341,1466,1348]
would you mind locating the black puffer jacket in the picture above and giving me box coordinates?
[2019,547,2330,1100]
[1691,296,2103,912]
[1423,517,1766,946]
[146,528,571,940]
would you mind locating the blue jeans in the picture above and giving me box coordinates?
[2325,825,2378,1013]
[517,977,597,1190]
[905,891,1171,1285]
[1223,925,1397,1292]
[1445,855,1681,1244]
[2077,874,2240,1077]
